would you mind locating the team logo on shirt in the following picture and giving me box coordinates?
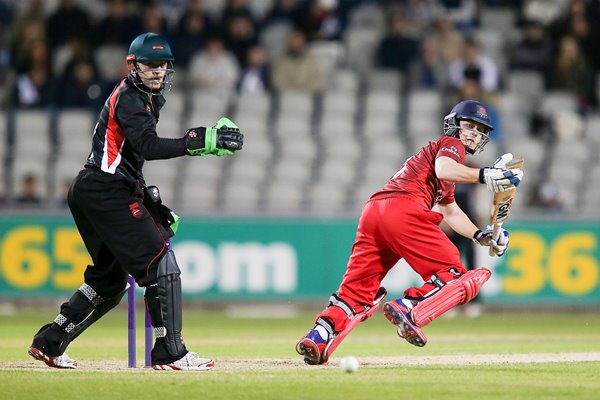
[145,103,151,113]
[441,145,460,158]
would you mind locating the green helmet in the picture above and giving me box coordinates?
[128,32,174,62]
[127,32,175,95]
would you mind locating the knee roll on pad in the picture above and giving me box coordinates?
[411,268,491,327]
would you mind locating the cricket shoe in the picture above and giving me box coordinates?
[28,347,78,369]
[296,327,329,365]
[152,351,214,371]
[383,299,427,347]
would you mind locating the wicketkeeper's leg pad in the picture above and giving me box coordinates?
[411,268,491,327]
[31,283,127,356]
[145,250,187,362]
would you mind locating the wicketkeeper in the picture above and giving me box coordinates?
[28,32,243,370]
[296,100,523,365]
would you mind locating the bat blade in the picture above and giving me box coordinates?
[489,157,524,254]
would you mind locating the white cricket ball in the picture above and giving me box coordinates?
[339,356,359,373]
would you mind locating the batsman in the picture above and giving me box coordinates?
[297,100,523,364]
[28,32,243,370]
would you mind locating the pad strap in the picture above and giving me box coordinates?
[327,293,354,318]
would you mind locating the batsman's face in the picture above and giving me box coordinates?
[138,61,168,90]
[458,120,487,152]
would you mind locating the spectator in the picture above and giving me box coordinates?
[95,0,142,47]
[533,181,564,210]
[141,3,170,37]
[264,0,304,28]
[439,0,480,34]
[57,60,104,110]
[430,15,465,64]
[12,19,45,74]
[509,20,552,73]
[301,0,344,41]
[188,36,240,92]
[410,36,447,90]
[46,0,92,49]
[13,40,53,108]
[221,0,257,30]
[448,37,499,92]
[375,13,419,73]
[224,15,258,67]
[172,7,214,68]
[16,174,42,205]
[238,45,270,94]
[271,30,325,93]
[397,0,444,36]
[547,36,596,113]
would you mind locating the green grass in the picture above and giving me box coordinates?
[1,306,600,399]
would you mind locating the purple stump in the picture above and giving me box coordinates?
[127,276,136,368]
[145,308,152,367]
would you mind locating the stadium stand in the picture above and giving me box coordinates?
[1,0,599,217]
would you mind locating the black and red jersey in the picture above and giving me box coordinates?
[85,78,187,183]
[371,136,466,209]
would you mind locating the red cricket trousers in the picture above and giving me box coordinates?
[317,196,466,332]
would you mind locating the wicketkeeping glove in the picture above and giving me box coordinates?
[184,117,244,157]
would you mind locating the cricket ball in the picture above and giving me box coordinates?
[339,356,359,373]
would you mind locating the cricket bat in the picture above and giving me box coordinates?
[488,157,524,256]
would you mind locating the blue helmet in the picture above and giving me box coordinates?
[443,100,494,154]
[126,32,174,95]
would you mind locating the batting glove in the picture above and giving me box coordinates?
[473,227,496,248]
[473,226,510,257]
[479,167,523,192]
[491,228,510,257]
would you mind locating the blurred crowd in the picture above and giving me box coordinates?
[0,0,598,112]
[1,0,600,212]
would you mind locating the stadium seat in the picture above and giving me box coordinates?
[95,44,128,82]
[344,27,382,73]
[260,22,293,62]
[367,69,403,93]
[307,180,349,213]
[309,41,345,82]
[10,110,53,199]
[327,68,359,93]
[264,178,306,213]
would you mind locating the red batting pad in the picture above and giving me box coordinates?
[412,268,491,327]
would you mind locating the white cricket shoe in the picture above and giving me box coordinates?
[152,351,214,371]
[28,347,78,369]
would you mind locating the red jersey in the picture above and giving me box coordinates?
[371,136,466,209]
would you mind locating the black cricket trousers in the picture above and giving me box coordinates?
[67,167,167,297]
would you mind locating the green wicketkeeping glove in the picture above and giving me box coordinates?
[184,117,244,157]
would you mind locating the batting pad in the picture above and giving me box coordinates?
[412,268,491,327]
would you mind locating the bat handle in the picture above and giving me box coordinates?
[489,222,503,257]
